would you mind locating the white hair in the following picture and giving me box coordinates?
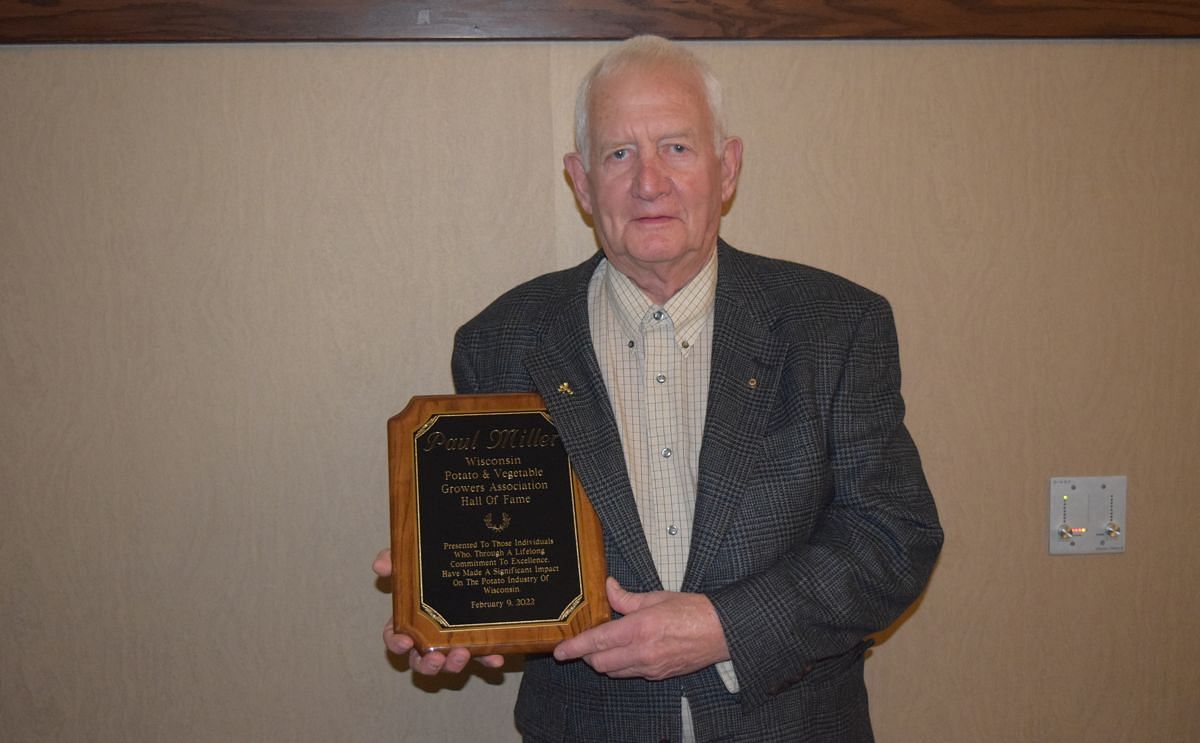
[574,35,727,170]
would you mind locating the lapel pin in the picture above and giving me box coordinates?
[558,382,574,396]
[747,377,758,388]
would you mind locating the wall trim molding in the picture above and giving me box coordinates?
[4,1,1200,44]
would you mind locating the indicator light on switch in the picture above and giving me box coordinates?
[1048,476,1126,555]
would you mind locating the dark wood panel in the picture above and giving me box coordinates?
[3,0,1199,43]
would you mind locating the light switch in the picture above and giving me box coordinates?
[1048,476,1126,555]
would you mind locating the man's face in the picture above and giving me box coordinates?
[564,64,742,294]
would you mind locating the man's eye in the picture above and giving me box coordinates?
[611,149,628,160]
[669,144,688,154]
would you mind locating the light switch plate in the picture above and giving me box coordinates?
[1048,476,1126,555]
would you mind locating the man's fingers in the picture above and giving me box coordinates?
[409,647,503,674]
[382,620,415,655]
[476,654,505,669]
[441,647,472,674]
[386,624,503,674]
[554,628,600,660]
[552,590,728,681]
[410,649,446,674]
[554,615,630,661]
[384,633,413,655]
[373,548,393,578]
[578,645,642,677]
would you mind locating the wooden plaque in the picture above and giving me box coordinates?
[388,393,609,655]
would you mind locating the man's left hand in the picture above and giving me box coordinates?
[553,577,730,680]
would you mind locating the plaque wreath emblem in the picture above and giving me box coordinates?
[484,511,512,533]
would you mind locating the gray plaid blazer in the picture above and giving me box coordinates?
[452,241,943,743]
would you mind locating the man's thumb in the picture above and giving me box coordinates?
[605,576,640,614]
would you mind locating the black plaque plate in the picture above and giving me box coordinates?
[388,393,609,655]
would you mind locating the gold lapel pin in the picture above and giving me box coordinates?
[558,382,574,396]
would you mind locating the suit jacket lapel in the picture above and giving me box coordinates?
[522,258,662,591]
[684,244,789,591]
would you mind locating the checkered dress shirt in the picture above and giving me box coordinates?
[587,250,738,738]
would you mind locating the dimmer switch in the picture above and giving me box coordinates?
[1048,476,1126,555]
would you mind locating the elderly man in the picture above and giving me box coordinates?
[376,35,942,742]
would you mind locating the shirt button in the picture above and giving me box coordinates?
[627,340,635,348]
[680,340,690,349]
[653,310,664,321]
[660,447,673,459]
[667,525,679,536]
[655,373,666,384]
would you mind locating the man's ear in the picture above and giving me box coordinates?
[563,152,594,216]
[719,136,744,203]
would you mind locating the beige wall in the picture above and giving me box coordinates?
[2,40,1197,742]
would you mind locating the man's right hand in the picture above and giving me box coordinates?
[374,548,505,674]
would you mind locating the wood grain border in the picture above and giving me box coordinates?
[3,1,1199,44]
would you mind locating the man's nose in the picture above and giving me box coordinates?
[633,155,669,200]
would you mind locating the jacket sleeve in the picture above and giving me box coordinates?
[707,295,943,711]
[450,329,480,394]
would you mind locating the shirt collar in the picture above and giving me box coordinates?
[602,248,718,344]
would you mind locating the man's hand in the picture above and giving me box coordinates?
[552,577,729,680]
[373,548,504,674]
